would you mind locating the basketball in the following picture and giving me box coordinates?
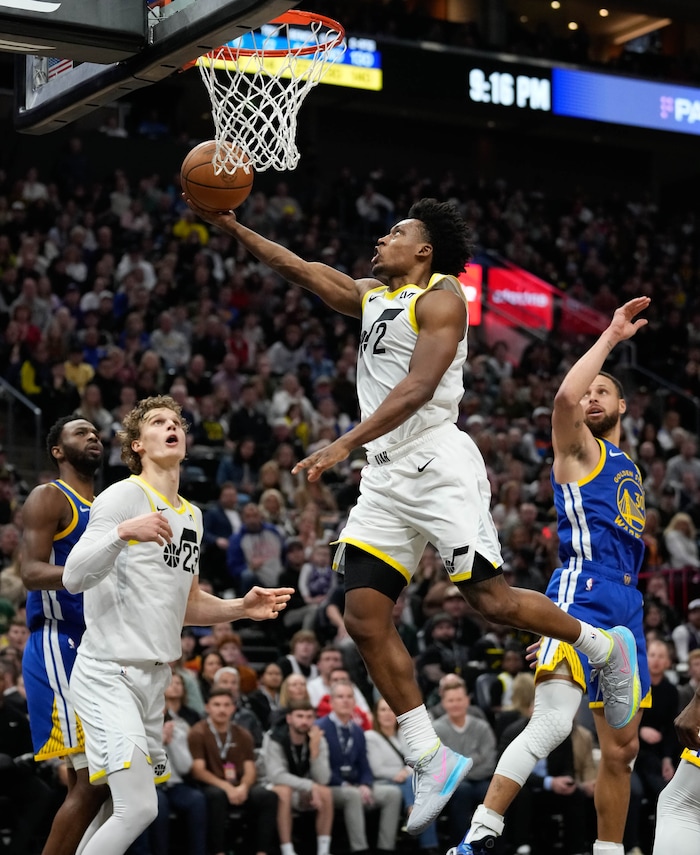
[180,140,254,212]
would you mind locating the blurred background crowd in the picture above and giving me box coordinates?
[0,1,700,853]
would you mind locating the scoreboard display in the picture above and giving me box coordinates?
[464,57,700,137]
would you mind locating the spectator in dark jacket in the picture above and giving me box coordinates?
[201,482,242,592]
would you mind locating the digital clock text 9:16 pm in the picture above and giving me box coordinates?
[469,67,551,111]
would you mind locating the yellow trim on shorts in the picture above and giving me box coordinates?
[35,696,86,760]
[536,641,588,691]
[153,770,171,784]
[35,745,84,761]
[681,748,700,767]
[335,537,411,583]
[89,764,128,784]
[578,439,606,487]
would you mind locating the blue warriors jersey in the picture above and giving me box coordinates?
[538,439,651,706]
[26,480,91,634]
[24,480,91,760]
[551,438,646,588]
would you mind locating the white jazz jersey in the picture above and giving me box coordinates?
[71,476,201,664]
[358,273,469,457]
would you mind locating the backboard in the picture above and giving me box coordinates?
[13,0,296,133]
[0,0,146,62]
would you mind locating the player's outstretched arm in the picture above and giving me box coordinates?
[183,196,368,317]
[552,296,650,464]
[183,579,293,626]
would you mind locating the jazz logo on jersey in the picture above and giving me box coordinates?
[614,470,645,538]
[163,528,199,573]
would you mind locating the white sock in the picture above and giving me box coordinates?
[281,843,296,855]
[396,705,439,762]
[573,621,613,664]
[317,834,332,855]
[465,805,505,844]
[592,841,624,853]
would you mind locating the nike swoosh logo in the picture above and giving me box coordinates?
[79,506,89,512]
[156,506,167,512]
[431,748,448,784]
[418,458,435,472]
[368,294,380,301]
[609,451,625,457]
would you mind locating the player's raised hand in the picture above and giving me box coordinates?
[293,437,352,482]
[117,511,173,545]
[242,585,294,620]
[608,296,651,342]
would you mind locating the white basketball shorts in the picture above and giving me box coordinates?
[335,422,503,583]
[70,655,171,785]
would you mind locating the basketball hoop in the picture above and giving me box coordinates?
[187,10,345,174]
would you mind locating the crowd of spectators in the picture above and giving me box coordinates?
[0,126,700,852]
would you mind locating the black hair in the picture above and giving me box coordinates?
[46,416,85,467]
[598,370,625,399]
[407,198,474,277]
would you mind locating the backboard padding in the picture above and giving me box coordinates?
[14,0,296,133]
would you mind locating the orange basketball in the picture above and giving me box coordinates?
[180,140,254,212]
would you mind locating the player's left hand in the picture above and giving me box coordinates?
[608,296,651,342]
[242,585,294,620]
[293,438,353,482]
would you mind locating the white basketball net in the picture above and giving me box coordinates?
[197,15,346,173]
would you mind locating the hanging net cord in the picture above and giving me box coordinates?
[197,16,346,173]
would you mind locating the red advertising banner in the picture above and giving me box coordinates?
[486,267,553,331]
[458,263,483,326]
[559,297,608,335]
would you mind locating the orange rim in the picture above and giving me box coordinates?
[184,10,344,69]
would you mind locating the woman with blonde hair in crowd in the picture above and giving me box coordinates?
[294,504,326,557]
[663,512,700,571]
[259,487,296,538]
[277,673,311,719]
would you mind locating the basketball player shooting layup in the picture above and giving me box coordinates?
[20,417,109,855]
[62,395,292,855]
[185,194,642,835]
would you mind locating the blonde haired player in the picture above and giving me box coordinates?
[63,395,292,855]
[185,195,642,836]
